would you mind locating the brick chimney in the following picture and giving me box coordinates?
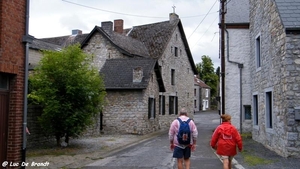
[169,13,179,23]
[114,19,124,34]
[101,21,113,36]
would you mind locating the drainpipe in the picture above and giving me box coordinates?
[22,0,33,166]
[225,29,244,133]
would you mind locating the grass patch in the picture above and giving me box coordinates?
[241,150,274,166]
[27,144,84,157]
[241,132,252,139]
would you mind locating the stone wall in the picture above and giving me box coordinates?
[102,76,160,134]
[250,0,300,157]
[225,28,252,132]
[29,49,43,66]
[284,34,300,157]
[83,32,126,71]
[158,26,195,118]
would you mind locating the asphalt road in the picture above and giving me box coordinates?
[83,111,223,169]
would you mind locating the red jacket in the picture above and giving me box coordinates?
[210,122,243,156]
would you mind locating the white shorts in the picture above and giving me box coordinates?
[220,155,233,160]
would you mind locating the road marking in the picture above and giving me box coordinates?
[211,147,245,169]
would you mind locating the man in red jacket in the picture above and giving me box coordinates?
[210,114,243,169]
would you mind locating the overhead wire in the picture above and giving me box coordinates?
[187,0,218,40]
[62,0,216,19]
[191,15,218,50]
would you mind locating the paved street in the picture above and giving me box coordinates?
[84,111,224,169]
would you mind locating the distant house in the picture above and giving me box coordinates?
[0,0,28,164]
[223,0,300,157]
[194,76,211,112]
[28,13,197,135]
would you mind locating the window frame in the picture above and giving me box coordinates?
[169,95,178,115]
[171,69,175,85]
[265,88,273,129]
[148,97,156,119]
[253,93,259,127]
[255,34,261,70]
[159,95,165,115]
[244,105,252,120]
[174,47,178,57]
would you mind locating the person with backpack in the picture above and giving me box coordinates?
[169,108,198,169]
[210,114,243,169]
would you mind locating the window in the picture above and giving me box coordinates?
[255,35,261,69]
[194,89,196,96]
[266,91,273,128]
[171,69,175,85]
[194,100,197,108]
[148,97,156,119]
[205,89,209,97]
[174,47,178,57]
[159,95,165,115]
[169,96,178,115]
[0,74,9,89]
[253,94,258,125]
[244,105,252,120]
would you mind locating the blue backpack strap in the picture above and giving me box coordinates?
[177,117,183,123]
[177,118,191,123]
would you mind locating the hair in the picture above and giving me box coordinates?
[221,114,231,122]
[179,108,188,116]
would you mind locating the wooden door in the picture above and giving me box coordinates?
[0,90,9,163]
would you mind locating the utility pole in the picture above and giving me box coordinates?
[220,0,226,115]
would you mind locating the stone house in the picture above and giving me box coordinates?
[222,0,252,133]
[250,0,300,158]
[28,13,197,135]
[223,0,300,157]
[0,0,29,164]
[194,76,211,112]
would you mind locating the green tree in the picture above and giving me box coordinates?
[196,55,219,98]
[28,44,106,146]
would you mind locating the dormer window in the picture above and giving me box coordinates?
[133,67,143,82]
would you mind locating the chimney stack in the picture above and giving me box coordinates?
[169,13,179,23]
[72,29,82,35]
[114,19,124,34]
[101,21,113,36]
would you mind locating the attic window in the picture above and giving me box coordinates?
[133,67,143,82]
[174,47,178,57]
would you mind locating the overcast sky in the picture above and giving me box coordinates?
[29,0,220,69]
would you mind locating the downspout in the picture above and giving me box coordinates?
[225,29,244,133]
[22,0,33,165]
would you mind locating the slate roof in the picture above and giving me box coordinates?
[128,20,177,58]
[128,19,197,74]
[29,38,62,51]
[225,0,250,24]
[100,58,165,91]
[40,34,88,47]
[81,26,149,57]
[275,0,300,30]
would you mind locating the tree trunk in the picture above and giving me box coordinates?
[65,133,69,144]
[56,134,60,147]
